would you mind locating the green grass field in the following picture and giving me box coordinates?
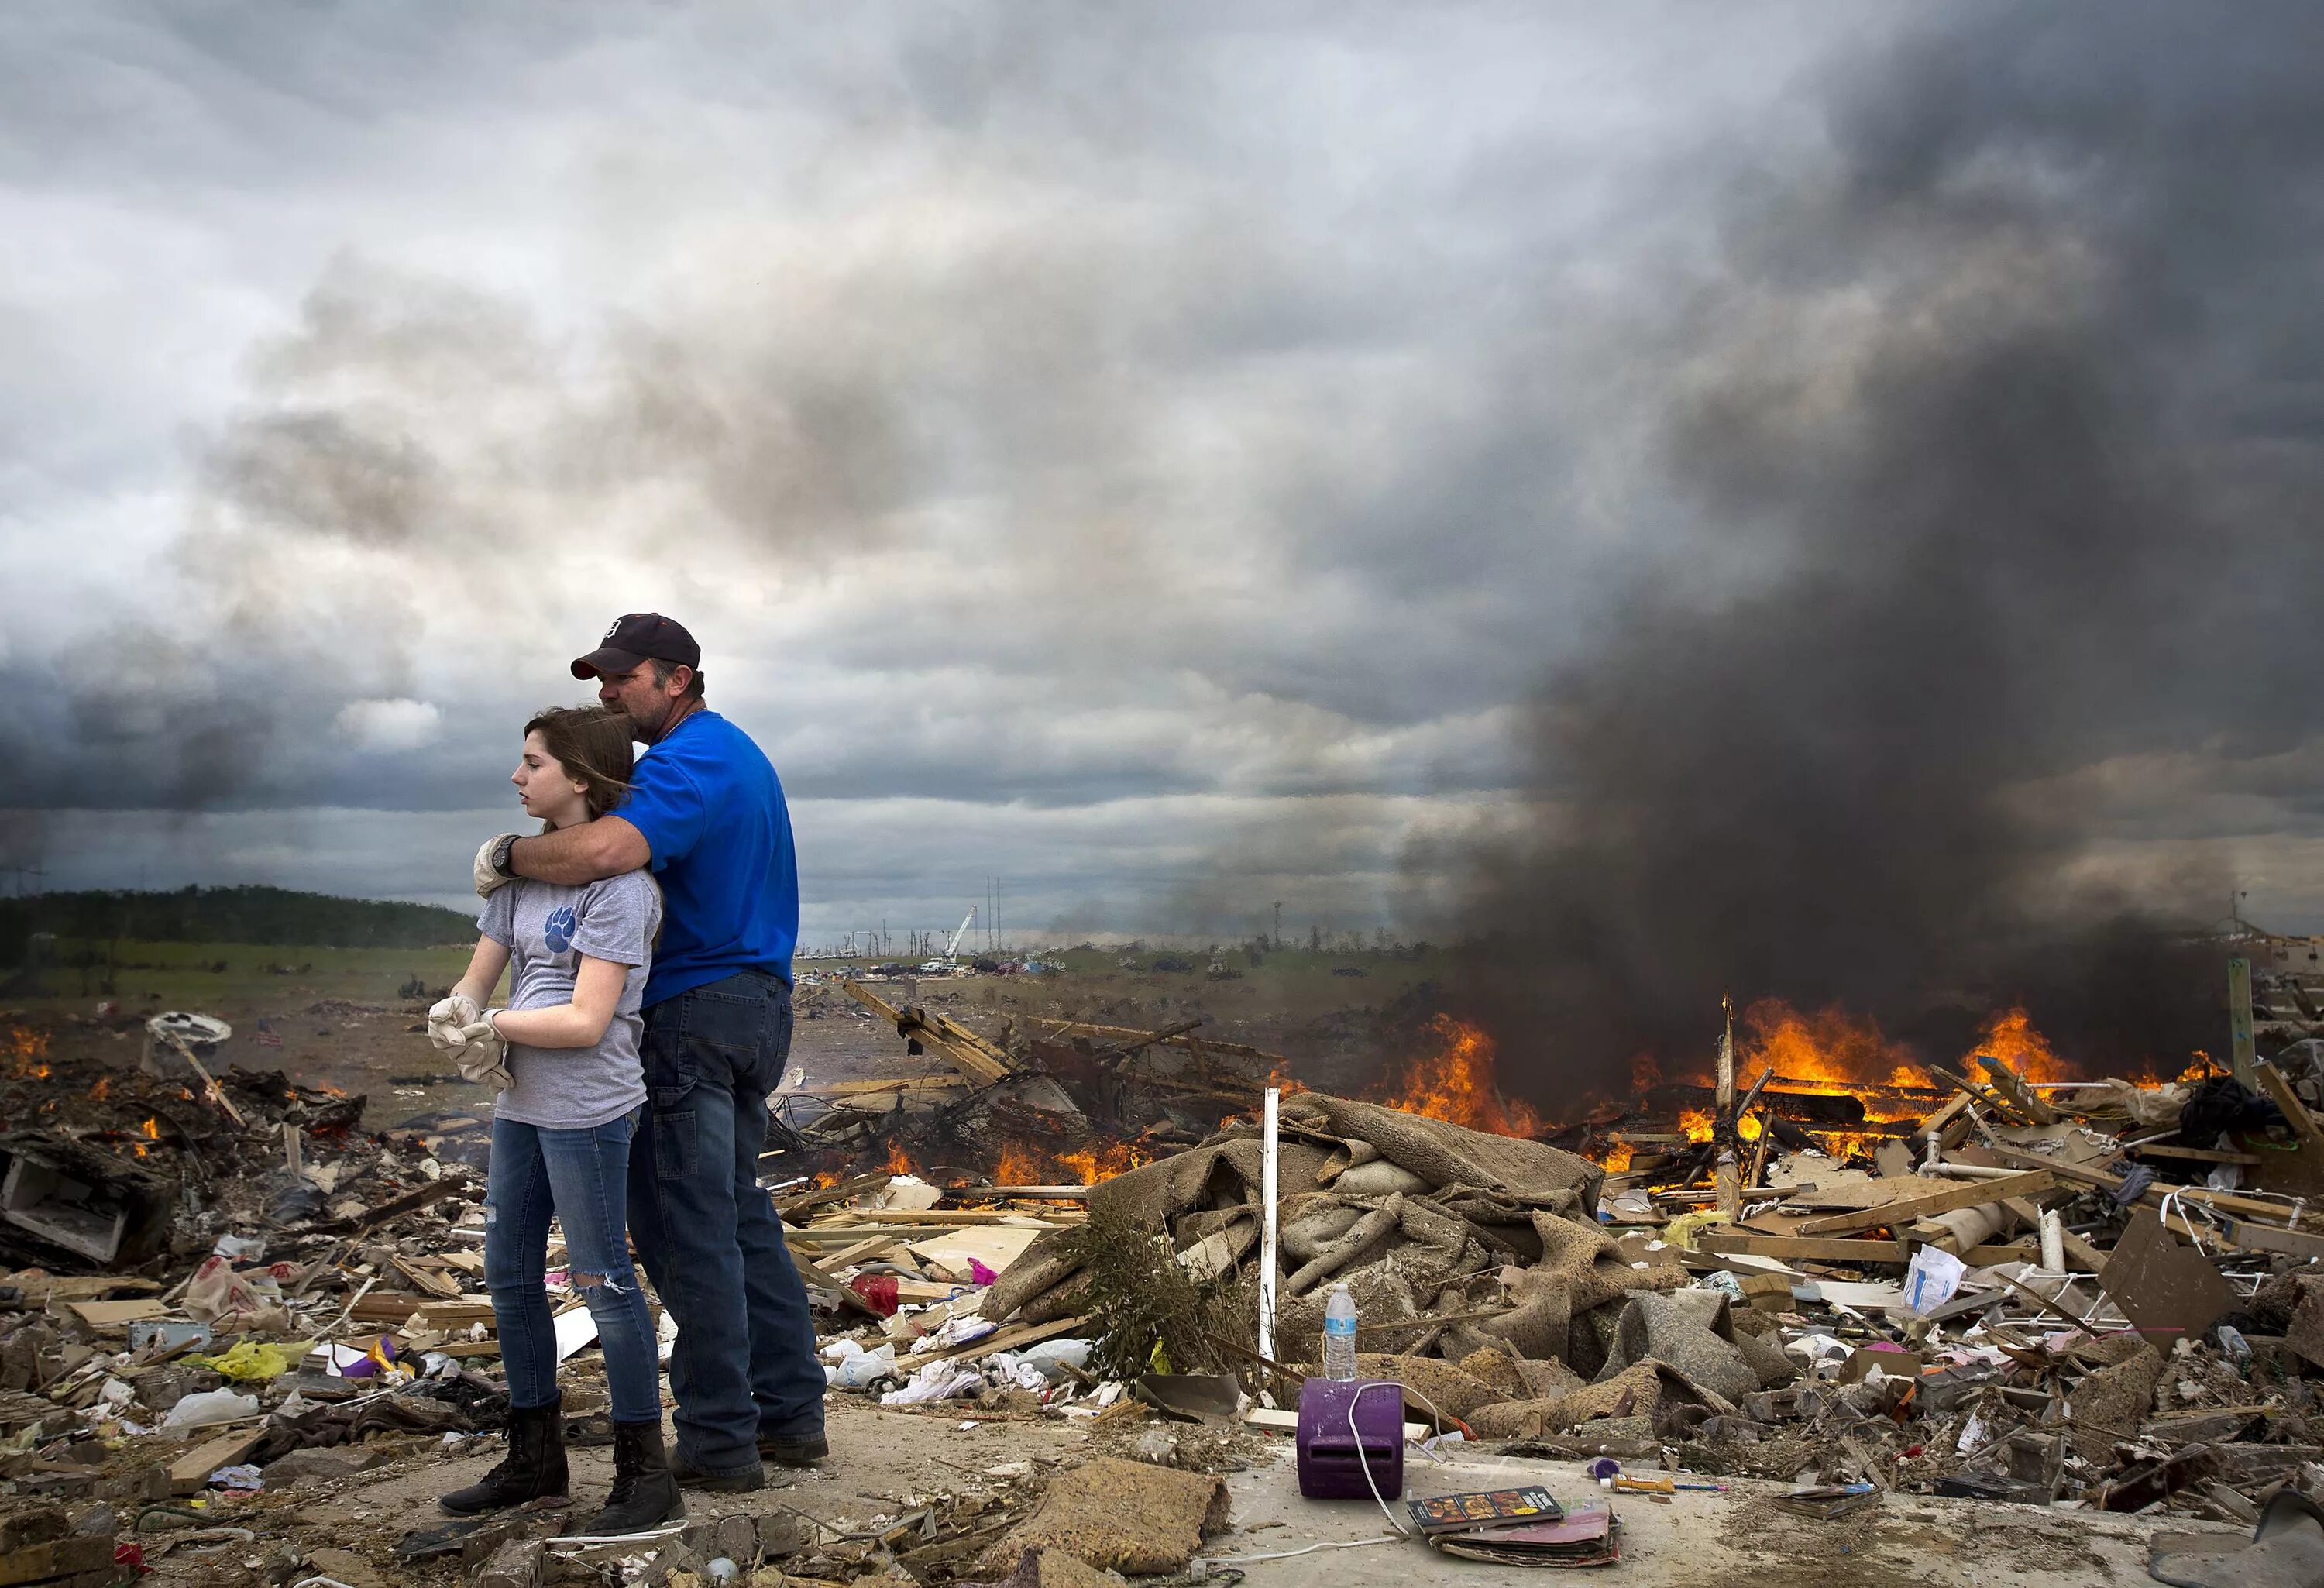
[12,938,476,1016]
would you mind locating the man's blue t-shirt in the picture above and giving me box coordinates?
[614,709,798,1006]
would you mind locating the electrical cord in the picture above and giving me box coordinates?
[1193,1377,1454,1569]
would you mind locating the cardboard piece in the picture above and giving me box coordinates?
[2099,1212,2233,1347]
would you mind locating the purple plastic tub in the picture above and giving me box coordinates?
[1296,1377,1405,1500]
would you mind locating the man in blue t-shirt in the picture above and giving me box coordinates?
[474,613,823,1491]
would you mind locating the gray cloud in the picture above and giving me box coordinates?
[8,4,2324,954]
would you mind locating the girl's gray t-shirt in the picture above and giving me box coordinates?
[478,871,661,1129]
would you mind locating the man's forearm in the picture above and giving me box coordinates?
[507,816,650,885]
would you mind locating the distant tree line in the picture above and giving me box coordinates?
[0,886,474,956]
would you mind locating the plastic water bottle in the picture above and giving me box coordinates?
[1322,1284,1359,1380]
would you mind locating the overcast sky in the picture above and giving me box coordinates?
[8,3,2324,948]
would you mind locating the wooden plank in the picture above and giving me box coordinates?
[0,1535,115,1586]
[839,979,1012,1086]
[64,1300,170,1330]
[2130,1143,2262,1166]
[947,1185,1092,1201]
[786,1250,883,1319]
[1926,1064,2030,1126]
[2216,1217,2324,1260]
[1030,1018,1289,1067]
[1985,1145,2303,1223]
[820,1236,900,1270]
[2254,1062,2324,1148]
[1791,1170,2057,1236]
[914,1314,1088,1366]
[786,1224,1064,1243]
[1700,1233,1910,1263]
[2058,1225,2110,1273]
[1978,1058,2056,1125]
[390,1256,463,1300]
[806,1208,1080,1226]
[169,1428,266,1494]
[799,1078,970,1097]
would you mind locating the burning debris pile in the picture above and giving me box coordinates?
[769,978,1298,1188]
[792,985,2324,1542]
[0,1014,505,1585]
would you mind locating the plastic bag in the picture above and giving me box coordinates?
[160,1388,259,1429]
[830,1342,896,1390]
[180,1256,286,1330]
[1014,1339,1094,1382]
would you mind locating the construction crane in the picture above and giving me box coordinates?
[919,907,980,974]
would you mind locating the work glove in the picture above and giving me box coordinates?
[473,834,524,899]
[426,993,480,1054]
[452,1010,514,1094]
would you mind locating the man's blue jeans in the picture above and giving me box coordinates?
[628,971,824,1474]
[485,1111,662,1425]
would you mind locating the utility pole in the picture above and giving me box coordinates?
[1272,901,1283,950]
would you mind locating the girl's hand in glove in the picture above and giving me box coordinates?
[454,1010,514,1093]
[427,993,480,1053]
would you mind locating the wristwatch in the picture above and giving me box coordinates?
[491,834,522,878]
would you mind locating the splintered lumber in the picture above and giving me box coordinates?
[1698,1233,2040,1267]
[2215,1217,2324,1260]
[1790,1170,2058,1236]
[0,1535,116,1585]
[820,1236,901,1270]
[799,1077,970,1098]
[2254,1062,2324,1148]
[807,1208,1082,1225]
[1030,1018,1289,1067]
[840,978,1012,1086]
[1978,1057,2057,1125]
[1081,1017,1208,1064]
[1982,1146,2295,1221]
[945,1184,1092,1201]
[1925,1064,2030,1126]
[789,1250,883,1319]
[914,1314,1088,1366]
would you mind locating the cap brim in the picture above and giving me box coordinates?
[571,647,645,681]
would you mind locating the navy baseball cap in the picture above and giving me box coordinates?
[571,613,702,680]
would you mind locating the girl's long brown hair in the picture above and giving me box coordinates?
[526,705,636,824]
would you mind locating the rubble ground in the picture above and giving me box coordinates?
[1212,1447,2239,1588]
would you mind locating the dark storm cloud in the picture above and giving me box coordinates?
[10,4,2324,944]
[1446,4,2324,1090]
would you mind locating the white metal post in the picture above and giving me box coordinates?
[1258,1086,1280,1367]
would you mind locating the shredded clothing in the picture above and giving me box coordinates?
[479,870,660,1129]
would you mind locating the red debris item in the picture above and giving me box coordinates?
[968,1259,998,1285]
[115,1541,146,1574]
[848,1273,899,1315]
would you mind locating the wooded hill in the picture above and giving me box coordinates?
[1,886,473,953]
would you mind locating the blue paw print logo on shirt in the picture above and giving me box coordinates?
[544,906,577,957]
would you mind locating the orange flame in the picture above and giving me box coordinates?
[5,1028,50,1082]
[882,1141,914,1176]
[139,1119,160,1140]
[993,1136,1154,1186]
[1966,1007,2066,1084]
[89,1077,110,1101]
[1373,1016,1543,1136]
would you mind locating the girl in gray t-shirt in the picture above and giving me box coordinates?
[428,705,679,1535]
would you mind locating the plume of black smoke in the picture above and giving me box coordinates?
[1447,7,2324,1090]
